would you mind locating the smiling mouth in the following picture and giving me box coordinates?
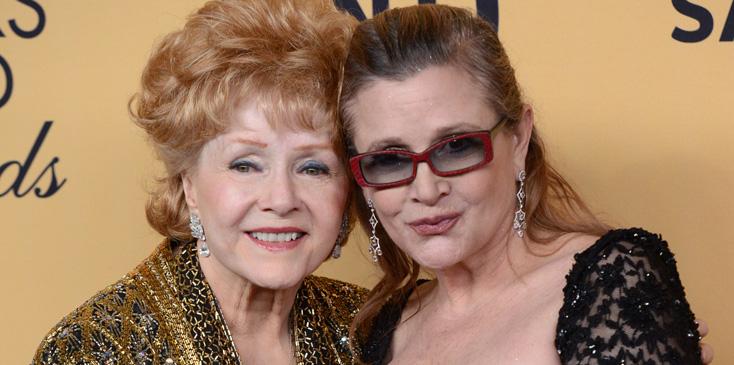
[247,231,306,251]
[249,232,304,242]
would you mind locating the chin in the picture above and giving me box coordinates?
[406,240,464,270]
[240,262,311,290]
[247,271,306,290]
[415,255,462,270]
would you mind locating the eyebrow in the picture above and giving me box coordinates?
[366,122,484,152]
[231,137,267,148]
[229,137,332,152]
[294,142,333,151]
[366,138,409,152]
[432,122,485,139]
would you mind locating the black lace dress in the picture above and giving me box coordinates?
[360,228,702,365]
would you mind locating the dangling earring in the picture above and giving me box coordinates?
[367,199,383,262]
[190,213,210,257]
[513,170,527,238]
[331,243,342,259]
[331,214,349,259]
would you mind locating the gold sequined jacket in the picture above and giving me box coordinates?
[32,240,367,364]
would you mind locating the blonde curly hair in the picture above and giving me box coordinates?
[130,0,357,240]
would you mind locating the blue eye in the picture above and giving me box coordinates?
[230,160,260,173]
[299,160,330,176]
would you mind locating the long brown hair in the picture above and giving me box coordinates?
[337,4,609,345]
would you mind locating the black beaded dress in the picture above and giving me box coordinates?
[360,228,702,365]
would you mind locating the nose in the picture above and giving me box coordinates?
[258,169,299,215]
[408,162,449,206]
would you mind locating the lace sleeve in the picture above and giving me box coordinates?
[556,229,701,365]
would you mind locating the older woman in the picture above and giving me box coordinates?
[32,1,364,364]
[339,5,704,364]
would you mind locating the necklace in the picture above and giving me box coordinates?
[291,302,303,365]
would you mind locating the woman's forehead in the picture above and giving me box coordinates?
[229,96,334,132]
[349,67,497,150]
[202,102,333,153]
[222,119,334,144]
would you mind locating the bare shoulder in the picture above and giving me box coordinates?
[555,232,602,260]
[526,232,602,271]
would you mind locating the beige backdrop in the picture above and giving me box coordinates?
[2,0,732,363]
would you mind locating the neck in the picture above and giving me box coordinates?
[430,225,531,313]
[198,250,299,355]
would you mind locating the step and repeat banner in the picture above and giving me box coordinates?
[2,0,732,362]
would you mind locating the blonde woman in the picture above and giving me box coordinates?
[33,1,363,363]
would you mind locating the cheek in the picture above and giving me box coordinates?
[469,140,517,205]
[368,188,410,242]
[460,168,517,229]
[466,173,504,203]
[197,178,251,228]
[368,188,406,218]
[305,179,349,229]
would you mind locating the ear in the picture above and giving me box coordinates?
[181,170,199,212]
[361,188,371,205]
[511,104,534,173]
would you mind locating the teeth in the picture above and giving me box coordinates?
[250,232,303,242]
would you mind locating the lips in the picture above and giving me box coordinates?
[247,227,306,252]
[408,213,460,236]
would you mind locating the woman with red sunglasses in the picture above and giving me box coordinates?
[339,5,708,364]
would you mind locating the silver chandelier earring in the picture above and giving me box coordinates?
[367,199,383,262]
[189,213,210,257]
[331,214,350,259]
[513,170,527,238]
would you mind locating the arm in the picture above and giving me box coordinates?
[697,319,714,364]
[556,229,701,365]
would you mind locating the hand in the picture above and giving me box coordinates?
[698,319,713,364]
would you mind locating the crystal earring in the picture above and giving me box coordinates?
[331,214,349,259]
[513,170,527,238]
[367,199,383,262]
[189,213,210,257]
[331,244,342,259]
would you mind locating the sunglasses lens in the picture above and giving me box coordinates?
[430,135,488,172]
[359,152,414,185]
[354,133,492,187]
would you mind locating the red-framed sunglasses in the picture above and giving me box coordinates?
[350,119,507,188]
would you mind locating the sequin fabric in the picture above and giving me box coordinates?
[361,228,701,365]
[32,240,367,364]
